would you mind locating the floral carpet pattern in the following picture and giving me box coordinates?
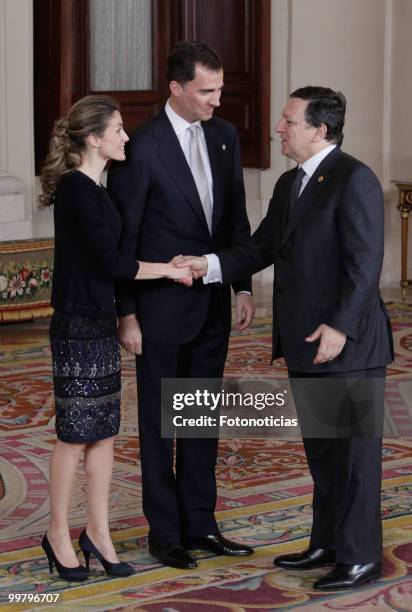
[0,302,411,610]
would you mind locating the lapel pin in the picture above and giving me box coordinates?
[318,175,324,182]
[222,144,226,150]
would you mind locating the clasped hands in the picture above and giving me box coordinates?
[169,254,208,283]
[165,255,208,286]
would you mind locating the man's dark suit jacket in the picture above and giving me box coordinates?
[108,109,251,343]
[218,147,394,373]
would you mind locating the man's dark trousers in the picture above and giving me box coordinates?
[290,366,386,563]
[137,287,230,543]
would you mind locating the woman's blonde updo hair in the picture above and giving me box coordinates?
[39,94,120,207]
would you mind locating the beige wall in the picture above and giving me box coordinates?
[0,0,36,238]
[385,0,412,290]
[245,0,401,288]
[391,0,412,179]
[1,0,411,289]
[290,0,385,178]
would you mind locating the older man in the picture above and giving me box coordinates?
[178,86,394,589]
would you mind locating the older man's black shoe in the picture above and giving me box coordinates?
[313,562,382,590]
[274,547,335,570]
[184,534,253,556]
[149,542,197,569]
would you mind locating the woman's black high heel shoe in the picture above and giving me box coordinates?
[79,530,135,577]
[42,534,89,581]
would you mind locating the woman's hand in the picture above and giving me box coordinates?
[165,263,193,286]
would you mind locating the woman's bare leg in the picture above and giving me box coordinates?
[47,439,85,567]
[84,436,119,563]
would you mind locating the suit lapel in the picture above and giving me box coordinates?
[282,147,342,245]
[278,171,296,233]
[153,111,210,231]
[202,121,225,235]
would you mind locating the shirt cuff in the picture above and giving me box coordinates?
[203,253,222,284]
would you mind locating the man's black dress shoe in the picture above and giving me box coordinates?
[274,547,335,570]
[184,533,253,556]
[148,542,197,569]
[313,562,382,590]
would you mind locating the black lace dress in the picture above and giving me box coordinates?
[50,171,139,443]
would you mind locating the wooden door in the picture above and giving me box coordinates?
[33,0,270,172]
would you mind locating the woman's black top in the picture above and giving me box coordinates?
[51,170,139,316]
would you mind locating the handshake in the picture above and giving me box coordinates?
[166,255,209,287]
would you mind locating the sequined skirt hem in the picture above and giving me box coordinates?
[50,312,121,444]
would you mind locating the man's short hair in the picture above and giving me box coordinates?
[166,41,222,85]
[290,86,346,146]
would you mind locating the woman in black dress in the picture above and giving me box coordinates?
[39,95,191,581]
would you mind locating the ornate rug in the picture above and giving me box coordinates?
[0,302,411,610]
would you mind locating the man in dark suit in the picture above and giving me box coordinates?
[108,42,254,569]
[177,86,394,589]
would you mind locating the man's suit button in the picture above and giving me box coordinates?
[277,287,283,295]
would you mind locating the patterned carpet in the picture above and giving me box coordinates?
[0,302,411,611]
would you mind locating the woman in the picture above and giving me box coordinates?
[39,95,191,581]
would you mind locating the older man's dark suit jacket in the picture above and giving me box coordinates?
[108,109,251,343]
[219,146,393,372]
[218,146,393,562]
